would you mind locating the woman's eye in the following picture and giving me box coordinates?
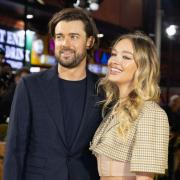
[122,56,131,60]
[111,53,116,57]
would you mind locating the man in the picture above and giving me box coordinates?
[3,8,102,180]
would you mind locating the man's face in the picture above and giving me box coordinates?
[54,20,92,68]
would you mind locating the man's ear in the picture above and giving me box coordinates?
[86,36,95,49]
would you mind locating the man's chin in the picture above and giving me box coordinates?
[57,58,72,66]
[58,61,77,69]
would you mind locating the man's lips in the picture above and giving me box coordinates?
[60,50,74,57]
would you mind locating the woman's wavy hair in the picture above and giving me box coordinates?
[48,8,99,60]
[99,31,160,136]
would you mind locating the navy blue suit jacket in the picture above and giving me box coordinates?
[3,65,102,180]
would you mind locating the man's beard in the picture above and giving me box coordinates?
[55,48,87,68]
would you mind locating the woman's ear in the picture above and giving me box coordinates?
[86,36,95,49]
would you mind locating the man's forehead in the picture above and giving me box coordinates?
[56,20,85,28]
[55,20,86,34]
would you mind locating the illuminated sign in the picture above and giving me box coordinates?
[0,27,33,68]
[88,64,108,75]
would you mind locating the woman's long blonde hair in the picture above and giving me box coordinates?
[99,31,160,136]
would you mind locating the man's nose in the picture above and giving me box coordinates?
[62,37,71,47]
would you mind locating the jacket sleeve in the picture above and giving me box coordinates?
[3,78,31,180]
[130,103,169,174]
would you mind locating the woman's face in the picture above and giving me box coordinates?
[108,38,137,87]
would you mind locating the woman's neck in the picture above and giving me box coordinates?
[118,85,131,99]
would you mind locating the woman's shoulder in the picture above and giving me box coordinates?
[142,100,167,114]
[138,100,169,125]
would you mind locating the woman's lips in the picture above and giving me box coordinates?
[109,66,122,74]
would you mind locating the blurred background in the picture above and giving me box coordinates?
[0,0,180,179]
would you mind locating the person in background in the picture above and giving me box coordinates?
[0,47,5,98]
[0,61,14,98]
[3,8,102,180]
[90,31,169,180]
[0,62,14,122]
[0,49,13,93]
[164,94,180,180]
[0,67,30,124]
[0,47,5,74]
[165,94,180,134]
[0,48,14,99]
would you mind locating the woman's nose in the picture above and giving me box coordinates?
[109,57,122,64]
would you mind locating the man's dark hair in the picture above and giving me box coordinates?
[48,8,99,59]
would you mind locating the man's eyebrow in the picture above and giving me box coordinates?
[55,33,80,36]
[55,33,63,36]
[69,33,80,36]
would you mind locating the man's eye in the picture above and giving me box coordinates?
[71,35,79,40]
[56,35,63,40]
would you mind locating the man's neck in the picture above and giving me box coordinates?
[58,63,87,81]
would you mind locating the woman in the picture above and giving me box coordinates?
[90,31,169,180]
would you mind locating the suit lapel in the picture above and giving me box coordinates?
[40,65,67,150]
